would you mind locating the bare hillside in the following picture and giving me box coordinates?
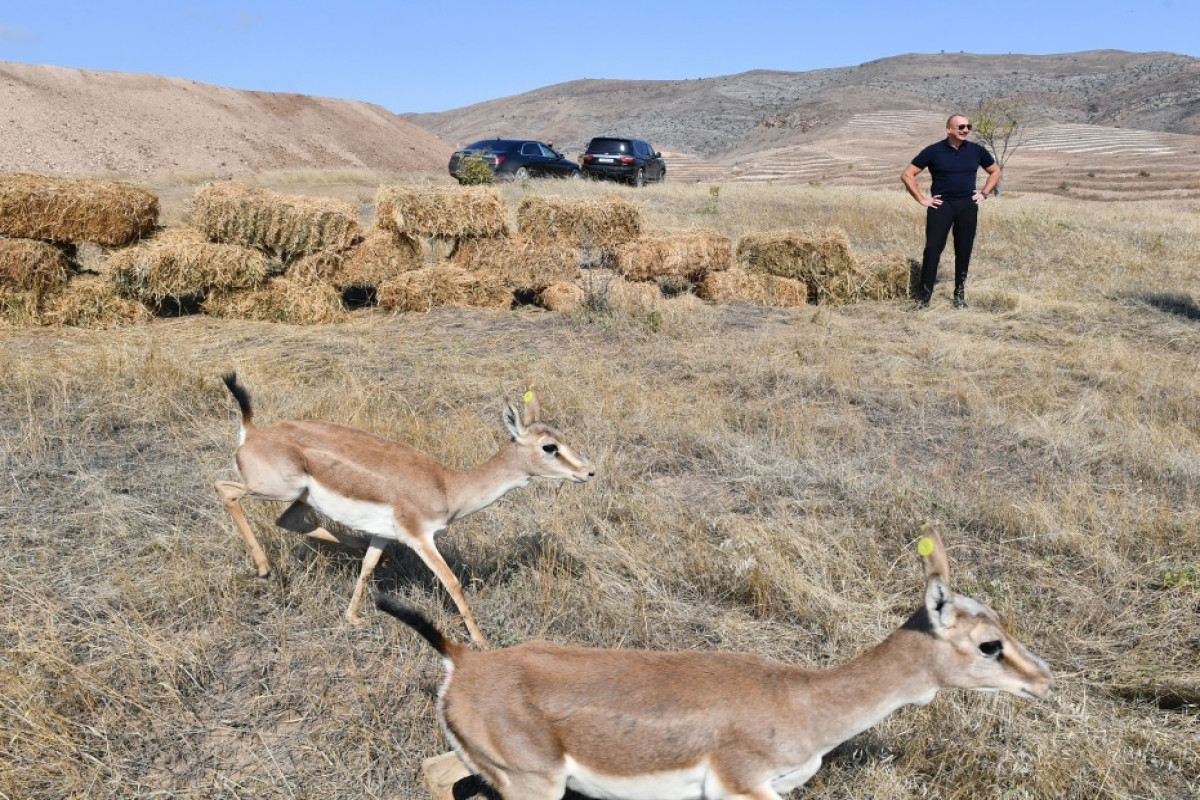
[0,62,452,178]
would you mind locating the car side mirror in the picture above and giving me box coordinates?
[654,152,662,158]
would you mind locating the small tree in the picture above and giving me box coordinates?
[973,98,1028,195]
[455,152,495,185]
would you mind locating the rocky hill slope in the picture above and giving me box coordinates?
[406,50,1200,157]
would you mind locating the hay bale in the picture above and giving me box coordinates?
[0,237,74,297]
[696,267,809,307]
[192,183,361,261]
[453,236,581,290]
[838,253,911,303]
[0,174,158,246]
[613,229,731,282]
[516,194,641,248]
[290,227,421,289]
[203,275,346,324]
[0,288,42,327]
[108,226,273,302]
[536,282,586,312]
[737,228,857,283]
[576,271,663,314]
[377,264,512,312]
[375,185,508,239]
[39,273,154,328]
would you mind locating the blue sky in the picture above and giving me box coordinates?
[1,1,1196,114]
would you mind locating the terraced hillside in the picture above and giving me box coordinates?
[665,110,1200,200]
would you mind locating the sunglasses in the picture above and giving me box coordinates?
[954,124,973,130]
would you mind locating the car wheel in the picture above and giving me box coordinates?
[568,169,581,180]
[633,168,645,187]
[514,166,531,181]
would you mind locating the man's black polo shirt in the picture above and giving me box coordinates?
[911,139,995,199]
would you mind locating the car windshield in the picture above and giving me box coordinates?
[587,138,629,155]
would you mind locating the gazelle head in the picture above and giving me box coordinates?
[913,529,1054,701]
[504,390,595,483]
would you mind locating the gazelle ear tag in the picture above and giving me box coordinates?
[917,537,935,557]
[523,385,534,404]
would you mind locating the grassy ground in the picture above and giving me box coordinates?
[1,177,1197,799]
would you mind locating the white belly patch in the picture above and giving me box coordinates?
[563,757,722,800]
[306,479,398,538]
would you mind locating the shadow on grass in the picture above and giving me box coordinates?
[1136,292,1200,321]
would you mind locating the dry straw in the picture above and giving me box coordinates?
[192,182,362,262]
[202,275,346,324]
[0,174,158,247]
[536,281,586,311]
[108,226,273,302]
[39,273,154,328]
[737,228,856,282]
[375,185,508,238]
[613,229,732,282]
[453,236,581,291]
[376,263,512,312]
[696,267,809,307]
[0,237,74,297]
[289,227,422,289]
[578,270,664,314]
[517,194,641,248]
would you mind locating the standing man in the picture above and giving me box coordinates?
[901,114,1001,308]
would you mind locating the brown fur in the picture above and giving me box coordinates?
[216,373,594,642]
[380,530,1052,800]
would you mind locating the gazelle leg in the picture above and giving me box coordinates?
[411,535,488,646]
[345,536,388,625]
[305,527,371,550]
[215,480,270,578]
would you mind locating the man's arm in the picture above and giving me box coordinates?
[975,163,1001,200]
[901,163,940,207]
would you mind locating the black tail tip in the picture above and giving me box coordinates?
[375,594,450,654]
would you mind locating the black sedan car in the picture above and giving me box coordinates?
[580,136,666,186]
[448,139,581,182]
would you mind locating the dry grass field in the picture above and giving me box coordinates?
[1,176,1197,799]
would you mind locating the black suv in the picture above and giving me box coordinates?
[448,139,580,182]
[580,137,666,186]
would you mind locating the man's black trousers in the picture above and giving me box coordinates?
[919,197,978,300]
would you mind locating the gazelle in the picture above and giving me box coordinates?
[378,529,1053,800]
[215,372,594,643]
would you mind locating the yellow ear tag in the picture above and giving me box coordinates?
[523,387,534,404]
[917,537,935,557]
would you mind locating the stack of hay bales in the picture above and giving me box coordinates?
[373,185,513,311]
[513,194,659,314]
[732,228,908,306]
[149,182,365,323]
[0,174,159,326]
[109,226,272,308]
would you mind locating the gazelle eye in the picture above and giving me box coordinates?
[542,443,559,455]
[980,640,1004,658]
